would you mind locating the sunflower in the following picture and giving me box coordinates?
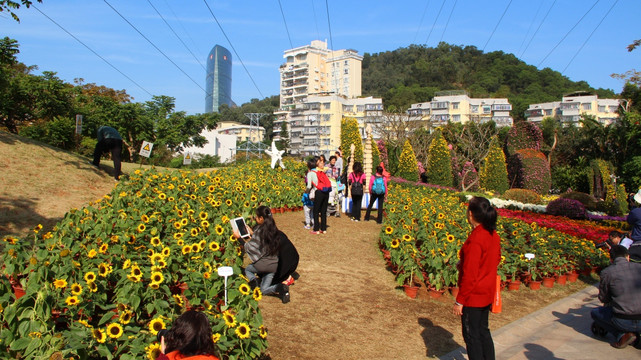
[98,263,113,277]
[215,225,224,236]
[385,226,394,235]
[106,323,123,339]
[177,239,184,246]
[150,237,161,247]
[390,239,400,248]
[149,318,165,335]
[235,323,250,339]
[250,195,257,202]
[199,211,208,220]
[87,281,98,292]
[446,234,456,243]
[99,243,109,254]
[150,253,163,265]
[149,282,160,290]
[70,283,83,296]
[208,185,216,192]
[156,259,167,269]
[146,343,162,360]
[182,245,191,255]
[180,218,188,226]
[200,220,210,229]
[92,328,107,343]
[173,232,183,240]
[137,223,146,233]
[259,325,267,339]
[198,239,207,250]
[211,333,221,343]
[221,215,229,223]
[158,193,167,200]
[225,199,233,206]
[239,283,251,295]
[190,228,199,237]
[209,241,220,251]
[203,272,211,279]
[173,294,184,307]
[53,279,67,289]
[130,265,142,277]
[173,222,182,230]
[191,244,200,253]
[150,271,164,284]
[402,234,412,242]
[119,311,133,324]
[223,310,237,328]
[162,247,171,257]
[253,287,262,301]
[65,296,79,306]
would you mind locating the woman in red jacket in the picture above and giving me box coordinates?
[453,196,501,360]
[158,310,219,360]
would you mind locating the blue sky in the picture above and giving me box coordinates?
[3,0,639,115]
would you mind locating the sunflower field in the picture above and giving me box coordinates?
[0,159,307,360]
[379,182,610,291]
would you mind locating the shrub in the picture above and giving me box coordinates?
[507,149,551,195]
[425,129,453,186]
[559,191,598,211]
[371,139,381,172]
[502,189,543,205]
[504,121,543,157]
[589,159,628,215]
[340,117,363,163]
[596,200,624,217]
[397,139,419,182]
[479,136,509,194]
[546,198,587,219]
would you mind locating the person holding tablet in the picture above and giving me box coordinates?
[233,206,290,303]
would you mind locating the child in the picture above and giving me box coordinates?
[302,192,314,229]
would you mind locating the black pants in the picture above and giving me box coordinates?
[351,195,363,220]
[364,193,385,224]
[93,138,122,180]
[313,190,329,231]
[461,304,495,360]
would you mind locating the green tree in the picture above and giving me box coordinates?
[371,138,380,171]
[0,0,41,22]
[426,129,453,186]
[397,138,419,182]
[277,121,289,152]
[479,136,509,193]
[340,117,363,163]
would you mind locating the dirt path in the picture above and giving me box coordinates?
[259,211,462,359]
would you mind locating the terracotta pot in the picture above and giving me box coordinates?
[428,288,445,299]
[403,285,419,299]
[567,272,579,283]
[528,281,541,290]
[507,280,521,291]
[542,277,555,288]
[556,274,567,285]
[449,286,460,298]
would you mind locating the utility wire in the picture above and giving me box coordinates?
[537,0,600,67]
[146,0,206,71]
[162,0,206,58]
[425,0,446,46]
[277,0,293,49]
[201,0,265,99]
[413,0,431,44]
[483,0,513,51]
[32,4,153,97]
[562,0,618,73]
[325,0,334,51]
[439,0,458,44]
[520,0,557,58]
[103,0,208,95]
[516,1,544,57]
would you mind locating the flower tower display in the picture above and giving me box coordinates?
[363,125,373,190]
[425,129,453,186]
[504,121,543,157]
[479,136,509,194]
[589,159,628,215]
[340,118,363,163]
[507,149,551,195]
[377,139,389,169]
[398,139,420,182]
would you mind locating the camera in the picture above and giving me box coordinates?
[156,329,169,343]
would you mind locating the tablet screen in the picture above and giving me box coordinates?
[234,218,249,238]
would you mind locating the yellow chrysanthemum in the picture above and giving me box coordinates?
[239,283,251,295]
[53,279,67,289]
[149,318,165,335]
[106,323,123,339]
[92,328,107,343]
[235,323,250,339]
[70,283,83,296]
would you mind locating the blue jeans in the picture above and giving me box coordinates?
[245,264,277,295]
[591,306,641,340]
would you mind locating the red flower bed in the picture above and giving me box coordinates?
[497,208,617,244]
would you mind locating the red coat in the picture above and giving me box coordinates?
[456,225,501,307]
[158,351,219,360]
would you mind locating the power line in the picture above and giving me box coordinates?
[277,0,293,49]
[563,0,619,73]
[537,0,600,68]
[31,4,153,97]
[325,0,334,51]
[439,0,458,44]
[103,0,208,95]
[201,0,265,99]
[520,0,557,58]
[516,1,544,57]
[146,0,206,71]
[482,0,513,52]
[413,0,431,44]
[425,0,446,46]
[161,0,206,58]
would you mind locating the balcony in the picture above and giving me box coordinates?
[431,101,449,109]
[492,104,512,111]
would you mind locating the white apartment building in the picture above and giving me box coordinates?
[279,40,362,109]
[408,91,513,127]
[525,92,620,125]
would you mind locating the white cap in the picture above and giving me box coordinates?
[634,189,641,204]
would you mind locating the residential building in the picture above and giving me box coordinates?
[279,40,362,109]
[274,95,383,156]
[181,121,264,163]
[216,121,265,143]
[408,91,513,127]
[205,45,232,113]
[525,92,620,125]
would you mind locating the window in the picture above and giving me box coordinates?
[545,109,552,115]
[344,60,348,66]
[323,102,331,109]
[356,105,365,112]
[344,68,349,74]
[471,105,479,113]
[452,102,459,110]
[598,105,606,112]
[492,104,512,111]
[452,115,461,122]
[582,103,591,111]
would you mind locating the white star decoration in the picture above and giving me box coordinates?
[264,140,286,169]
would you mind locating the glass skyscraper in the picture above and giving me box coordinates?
[205,45,232,113]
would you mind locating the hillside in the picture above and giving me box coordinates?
[0,131,115,238]
[362,42,617,117]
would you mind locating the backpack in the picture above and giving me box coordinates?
[314,170,332,193]
[372,176,386,195]
[350,173,363,196]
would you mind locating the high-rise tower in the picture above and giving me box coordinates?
[205,45,232,113]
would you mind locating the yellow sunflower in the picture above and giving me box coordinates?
[150,237,161,247]
[65,296,80,306]
[162,247,170,257]
[92,328,107,343]
[99,243,109,254]
[390,239,400,248]
[239,283,251,295]
[137,223,146,233]
[402,234,412,242]
[225,199,232,206]
[70,283,83,296]
[180,218,188,226]
[174,222,182,230]
[259,325,267,339]
[53,279,67,289]
[98,263,113,277]
[146,343,161,360]
[235,323,250,339]
[223,310,237,328]
[106,323,123,339]
[130,265,142,277]
[182,245,191,255]
[173,294,184,307]
[150,253,163,265]
[119,311,133,325]
[150,271,164,284]
[446,234,455,243]
[199,211,208,220]
[141,214,150,223]
[148,282,160,290]
[190,228,199,237]
[211,333,221,343]
[253,287,262,301]
[148,318,165,335]
[209,241,220,251]
[191,244,200,253]
[87,249,98,258]
[215,225,224,236]
[203,272,211,279]
[385,226,394,235]
[87,281,98,292]
[201,220,210,229]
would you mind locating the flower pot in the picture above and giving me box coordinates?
[556,274,567,285]
[507,280,521,291]
[528,280,541,290]
[449,286,460,298]
[403,285,419,299]
[567,272,579,283]
[542,277,555,288]
[428,288,445,299]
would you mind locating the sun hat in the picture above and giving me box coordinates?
[634,189,641,204]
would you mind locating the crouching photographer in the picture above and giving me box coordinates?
[157,310,220,360]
